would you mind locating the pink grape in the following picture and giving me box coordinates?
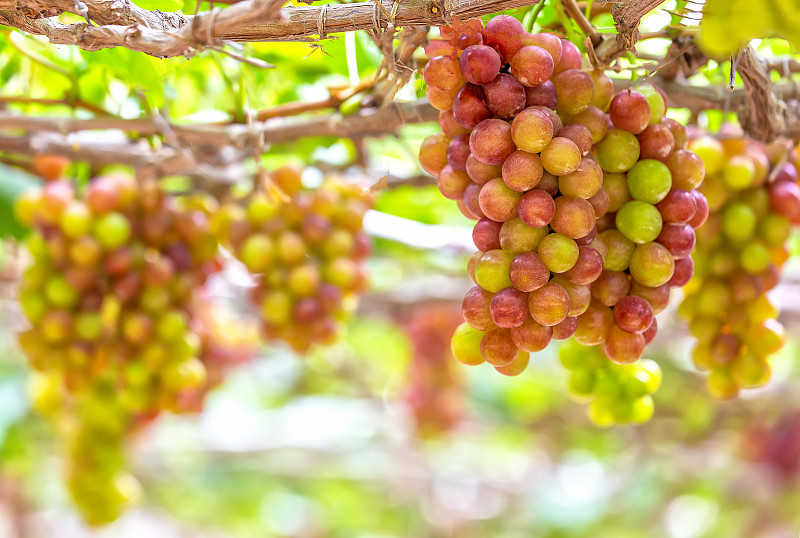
[459,44,502,85]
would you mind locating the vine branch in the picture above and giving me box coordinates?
[0,0,541,57]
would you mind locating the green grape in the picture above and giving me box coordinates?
[615,201,663,244]
[626,159,672,204]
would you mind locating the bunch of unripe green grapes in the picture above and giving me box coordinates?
[218,167,372,353]
[679,131,799,399]
[419,17,706,375]
[15,174,222,523]
[697,0,800,58]
[560,341,661,426]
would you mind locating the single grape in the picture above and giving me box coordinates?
[426,84,461,111]
[566,105,608,143]
[638,123,675,161]
[437,165,471,200]
[490,287,530,328]
[478,178,522,222]
[511,317,552,352]
[510,108,554,153]
[642,317,658,344]
[552,316,578,340]
[453,84,492,129]
[528,281,570,326]
[470,119,516,166]
[668,255,694,287]
[466,155,502,185]
[239,233,274,273]
[554,69,595,115]
[446,133,471,171]
[558,124,593,156]
[561,246,604,285]
[509,252,550,292]
[510,45,554,87]
[656,188,697,224]
[525,80,557,108]
[613,296,654,334]
[59,201,92,239]
[588,188,611,218]
[499,217,548,253]
[536,172,559,196]
[553,39,582,75]
[603,172,631,212]
[475,249,514,292]
[591,270,631,307]
[538,233,579,273]
[480,328,519,366]
[595,129,641,173]
[424,55,462,90]
[688,190,709,228]
[483,15,528,63]
[629,242,675,287]
[768,181,800,220]
[495,350,531,376]
[688,135,725,175]
[661,118,687,149]
[527,32,562,64]
[551,196,596,239]
[558,157,602,199]
[451,323,486,365]
[656,223,696,259]
[638,85,666,124]
[626,159,672,204]
[604,325,645,364]
[609,90,651,134]
[472,218,502,251]
[502,150,543,192]
[551,275,591,316]
[540,137,581,176]
[518,189,555,227]
[574,301,613,345]
[439,110,470,138]
[459,44,502,85]
[739,241,770,274]
[462,181,486,219]
[616,201,663,244]
[94,212,132,250]
[483,74,527,118]
[667,149,705,191]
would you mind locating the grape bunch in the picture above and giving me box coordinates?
[218,167,373,353]
[401,305,464,437]
[560,341,661,426]
[697,0,800,58]
[679,131,799,399]
[15,175,221,523]
[576,89,707,364]
[421,17,614,375]
[420,17,706,373]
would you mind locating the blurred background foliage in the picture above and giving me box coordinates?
[0,0,799,536]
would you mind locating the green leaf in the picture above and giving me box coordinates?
[132,0,182,11]
[0,164,40,240]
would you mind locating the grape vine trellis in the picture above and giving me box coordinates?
[0,0,798,190]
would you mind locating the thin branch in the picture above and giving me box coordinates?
[0,94,111,116]
[560,0,596,37]
[0,99,439,147]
